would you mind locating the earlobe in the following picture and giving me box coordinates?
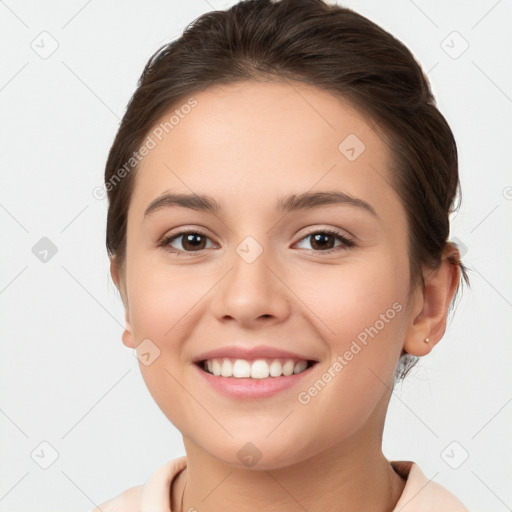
[121,316,137,349]
[403,245,461,357]
[405,335,435,357]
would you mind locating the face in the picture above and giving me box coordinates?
[114,80,421,469]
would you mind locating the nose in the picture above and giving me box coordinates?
[210,239,291,328]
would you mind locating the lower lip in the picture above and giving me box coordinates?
[194,363,317,399]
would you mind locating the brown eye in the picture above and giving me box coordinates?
[161,231,215,254]
[296,230,355,252]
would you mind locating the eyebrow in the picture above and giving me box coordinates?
[144,190,378,218]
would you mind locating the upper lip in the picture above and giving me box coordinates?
[192,345,318,363]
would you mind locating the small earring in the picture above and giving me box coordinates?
[424,337,430,343]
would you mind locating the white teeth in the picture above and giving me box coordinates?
[293,360,308,374]
[212,359,221,376]
[269,360,282,377]
[202,357,312,378]
[251,359,269,379]
[221,359,233,377]
[282,360,295,376]
[232,359,251,378]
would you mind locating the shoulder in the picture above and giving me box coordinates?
[90,484,144,512]
[87,456,188,512]
[391,460,470,512]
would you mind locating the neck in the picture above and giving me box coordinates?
[173,433,406,512]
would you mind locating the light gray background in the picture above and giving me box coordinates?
[1,1,511,511]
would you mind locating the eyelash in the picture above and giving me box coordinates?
[158,228,355,256]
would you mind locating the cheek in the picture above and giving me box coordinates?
[125,253,214,371]
[259,257,410,460]
[300,251,409,349]
[293,252,409,410]
[125,263,201,431]
[127,251,200,342]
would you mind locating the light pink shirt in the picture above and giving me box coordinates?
[89,456,470,511]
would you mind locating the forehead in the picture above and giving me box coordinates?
[130,79,399,222]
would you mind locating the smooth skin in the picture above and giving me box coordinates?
[109,79,460,512]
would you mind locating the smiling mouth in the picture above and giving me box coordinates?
[196,357,317,379]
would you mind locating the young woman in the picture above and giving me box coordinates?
[93,0,470,510]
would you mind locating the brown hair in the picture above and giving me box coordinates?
[104,0,469,380]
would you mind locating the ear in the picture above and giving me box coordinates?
[403,244,461,357]
[109,256,137,349]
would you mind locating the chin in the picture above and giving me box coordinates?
[197,434,318,471]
